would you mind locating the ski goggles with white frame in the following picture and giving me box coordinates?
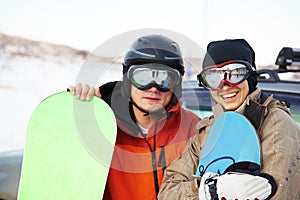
[197,60,256,90]
[127,63,182,92]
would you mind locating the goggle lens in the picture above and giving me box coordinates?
[198,61,255,90]
[128,64,181,92]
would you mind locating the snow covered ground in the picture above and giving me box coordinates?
[0,53,122,152]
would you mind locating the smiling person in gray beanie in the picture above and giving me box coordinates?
[158,39,300,200]
[202,39,258,94]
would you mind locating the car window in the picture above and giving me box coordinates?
[263,90,300,126]
[181,87,212,118]
[277,71,300,82]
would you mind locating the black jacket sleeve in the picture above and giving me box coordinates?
[99,81,119,106]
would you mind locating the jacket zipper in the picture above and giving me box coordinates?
[143,123,160,198]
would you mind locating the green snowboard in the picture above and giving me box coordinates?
[18,91,117,199]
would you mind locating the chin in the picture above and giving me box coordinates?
[149,105,165,112]
[223,103,239,111]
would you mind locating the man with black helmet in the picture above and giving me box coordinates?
[158,39,300,199]
[70,34,200,199]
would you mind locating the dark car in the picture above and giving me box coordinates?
[181,80,300,126]
[0,150,22,200]
[1,47,300,199]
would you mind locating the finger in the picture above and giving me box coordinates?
[80,84,90,100]
[75,83,83,98]
[95,87,102,98]
[68,85,75,94]
[86,87,95,100]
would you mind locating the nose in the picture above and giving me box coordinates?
[220,80,232,90]
[147,86,159,92]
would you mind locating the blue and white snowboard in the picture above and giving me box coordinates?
[196,112,261,176]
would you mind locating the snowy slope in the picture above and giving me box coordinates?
[0,33,122,152]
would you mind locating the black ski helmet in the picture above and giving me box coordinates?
[122,34,185,99]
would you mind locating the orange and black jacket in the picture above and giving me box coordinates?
[100,81,200,200]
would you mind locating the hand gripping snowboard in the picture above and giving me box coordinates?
[195,112,261,176]
[18,91,117,199]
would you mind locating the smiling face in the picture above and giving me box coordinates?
[210,80,249,111]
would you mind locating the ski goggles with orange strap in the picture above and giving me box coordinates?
[127,63,181,92]
[197,60,256,90]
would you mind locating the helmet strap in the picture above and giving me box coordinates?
[129,98,150,116]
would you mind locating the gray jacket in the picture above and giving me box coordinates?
[158,89,300,200]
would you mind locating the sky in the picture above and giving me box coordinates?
[1,0,300,65]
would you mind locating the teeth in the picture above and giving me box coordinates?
[222,92,237,98]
